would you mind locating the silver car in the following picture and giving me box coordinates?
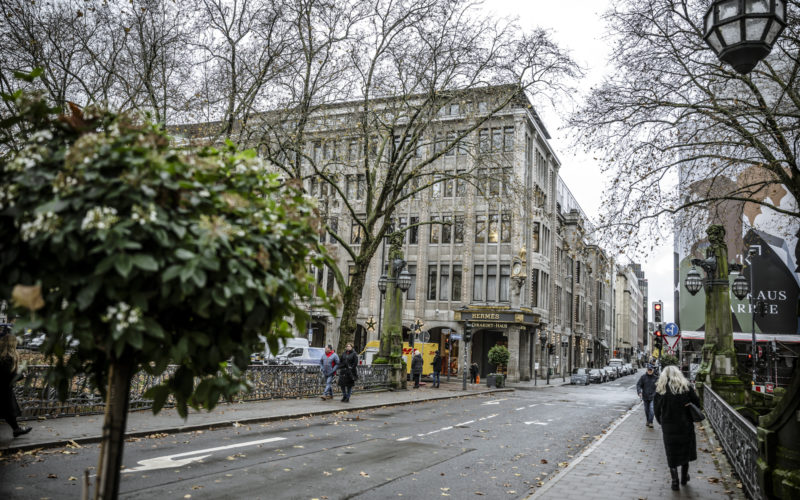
[570,368,590,385]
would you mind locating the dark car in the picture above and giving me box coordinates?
[570,368,590,385]
[588,369,604,383]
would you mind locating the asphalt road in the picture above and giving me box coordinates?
[1,373,642,500]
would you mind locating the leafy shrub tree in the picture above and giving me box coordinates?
[0,85,325,498]
[487,345,510,374]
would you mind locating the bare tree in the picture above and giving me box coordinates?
[251,0,580,351]
[570,0,800,254]
[192,0,292,139]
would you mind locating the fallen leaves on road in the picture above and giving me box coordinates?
[47,473,57,479]
[323,471,332,476]
[359,471,370,477]
[708,477,720,483]
[474,492,484,496]
[68,476,77,481]
[540,459,548,464]
[146,433,168,439]
[67,440,82,449]
[558,462,568,468]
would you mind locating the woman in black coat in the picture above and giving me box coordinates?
[654,365,701,491]
[337,343,358,402]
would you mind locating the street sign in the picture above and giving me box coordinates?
[664,322,680,337]
[450,334,462,341]
[664,334,681,351]
[419,331,430,343]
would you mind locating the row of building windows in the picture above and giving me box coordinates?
[321,212,532,247]
[318,259,556,307]
[308,125,515,168]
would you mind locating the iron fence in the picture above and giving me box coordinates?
[703,383,762,500]
[14,364,391,420]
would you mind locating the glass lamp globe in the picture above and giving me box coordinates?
[703,0,787,74]
[685,267,703,296]
[732,273,750,300]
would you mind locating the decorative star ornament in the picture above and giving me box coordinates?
[366,316,376,332]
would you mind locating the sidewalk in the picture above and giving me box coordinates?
[527,403,746,500]
[0,379,507,454]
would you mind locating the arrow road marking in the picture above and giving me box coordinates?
[482,399,506,405]
[123,437,286,473]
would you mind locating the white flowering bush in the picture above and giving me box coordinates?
[0,84,328,494]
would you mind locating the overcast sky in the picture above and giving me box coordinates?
[487,0,676,324]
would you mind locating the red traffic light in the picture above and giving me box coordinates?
[654,330,662,337]
[654,303,662,311]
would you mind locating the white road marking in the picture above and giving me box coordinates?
[544,403,554,406]
[455,420,475,427]
[528,404,538,408]
[397,437,411,441]
[525,421,548,426]
[478,414,498,421]
[123,437,286,473]
[515,407,526,411]
[627,384,637,390]
[482,399,506,405]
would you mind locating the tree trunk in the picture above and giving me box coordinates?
[337,260,368,352]
[95,359,134,500]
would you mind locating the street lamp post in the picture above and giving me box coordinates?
[683,225,744,404]
[377,274,388,340]
[376,233,412,389]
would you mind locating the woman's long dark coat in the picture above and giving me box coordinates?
[654,386,701,468]
[338,351,358,388]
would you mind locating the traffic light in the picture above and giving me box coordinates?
[653,301,663,323]
[464,323,472,343]
[654,329,663,350]
[548,343,555,355]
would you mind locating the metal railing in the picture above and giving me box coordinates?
[14,364,391,420]
[703,383,762,500]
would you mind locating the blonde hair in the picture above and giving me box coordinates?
[656,365,690,395]
[0,331,19,373]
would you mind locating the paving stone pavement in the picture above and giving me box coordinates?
[528,403,746,500]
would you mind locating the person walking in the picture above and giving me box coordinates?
[411,350,423,388]
[654,365,701,491]
[0,324,31,437]
[636,364,658,428]
[470,362,479,384]
[431,350,442,388]
[319,344,339,400]
[338,343,358,402]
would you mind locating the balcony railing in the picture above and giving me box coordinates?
[703,383,762,500]
[14,364,392,420]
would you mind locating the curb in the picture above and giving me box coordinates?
[1,387,513,454]
[525,401,642,499]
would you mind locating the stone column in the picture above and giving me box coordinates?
[693,225,744,405]
[507,326,520,382]
[377,233,407,390]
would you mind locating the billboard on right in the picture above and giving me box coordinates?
[675,166,799,338]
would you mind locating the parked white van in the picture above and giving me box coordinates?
[250,337,311,365]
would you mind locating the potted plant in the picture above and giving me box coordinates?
[487,345,510,388]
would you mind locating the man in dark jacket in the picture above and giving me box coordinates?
[431,350,442,388]
[637,365,658,427]
[411,350,423,388]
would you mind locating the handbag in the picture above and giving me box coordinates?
[686,402,705,422]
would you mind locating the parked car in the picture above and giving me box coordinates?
[603,366,618,380]
[597,367,609,382]
[571,368,590,385]
[273,346,327,367]
[588,369,604,384]
[624,363,635,375]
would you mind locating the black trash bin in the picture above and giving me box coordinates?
[486,374,496,388]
